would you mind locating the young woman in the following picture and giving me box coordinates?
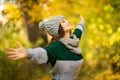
[6,15,85,80]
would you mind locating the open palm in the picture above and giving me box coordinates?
[6,43,28,60]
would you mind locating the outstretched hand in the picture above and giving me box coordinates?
[79,15,85,24]
[6,43,28,60]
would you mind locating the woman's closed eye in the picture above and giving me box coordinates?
[61,19,65,23]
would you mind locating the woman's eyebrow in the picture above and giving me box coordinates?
[61,18,65,21]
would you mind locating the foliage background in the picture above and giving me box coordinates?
[0,0,120,80]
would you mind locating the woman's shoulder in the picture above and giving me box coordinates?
[49,41,61,45]
[44,41,61,50]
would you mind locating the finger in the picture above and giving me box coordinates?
[6,52,15,55]
[6,48,15,51]
[7,55,17,59]
[79,15,84,23]
[79,14,81,17]
[11,57,20,60]
[79,15,83,19]
[16,42,22,48]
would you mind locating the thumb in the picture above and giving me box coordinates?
[16,42,22,48]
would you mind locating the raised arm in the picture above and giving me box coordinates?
[73,15,85,40]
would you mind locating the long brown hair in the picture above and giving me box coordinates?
[51,24,65,42]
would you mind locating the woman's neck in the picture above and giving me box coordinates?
[64,31,71,38]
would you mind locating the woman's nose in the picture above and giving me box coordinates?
[67,20,70,23]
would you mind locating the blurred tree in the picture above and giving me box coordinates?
[14,0,49,47]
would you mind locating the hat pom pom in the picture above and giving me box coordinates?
[39,21,45,29]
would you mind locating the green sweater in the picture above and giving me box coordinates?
[44,29,83,67]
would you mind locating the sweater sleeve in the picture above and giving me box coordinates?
[73,21,85,39]
[43,44,57,66]
[27,47,48,64]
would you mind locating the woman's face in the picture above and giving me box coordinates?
[60,18,73,33]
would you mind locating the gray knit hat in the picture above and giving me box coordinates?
[39,16,64,36]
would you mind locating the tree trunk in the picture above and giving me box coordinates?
[23,11,48,47]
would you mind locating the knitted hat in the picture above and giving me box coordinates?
[39,16,64,36]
